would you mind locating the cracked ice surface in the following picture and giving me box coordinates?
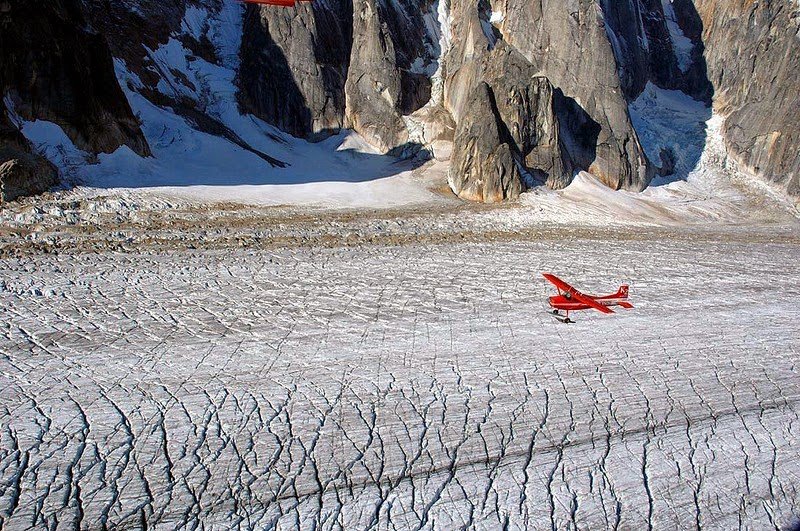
[1,236,799,529]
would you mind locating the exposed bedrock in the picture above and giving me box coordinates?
[448,82,521,202]
[490,0,655,193]
[692,0,800,198]
[344,0,411,151]
[484,49,571,189]
[238,1,353,139]
[80,0,191,79]
[237,0,625,199]
[0,151,59,204]
[5,0,697,203]
[239,0,439,150]
[0,0,149,200]
[0,0,149,157]
[448,44,578,201]
[344,0,440,151]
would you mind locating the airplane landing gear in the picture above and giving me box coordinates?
[550,311,574,324]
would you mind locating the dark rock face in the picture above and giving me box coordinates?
[0,152,60,204]
[441,0,659,197]
[238,0,439,150]
[0,100,58,203]
[238,1,352,139]
[692,0,800,197]
[81,0,289,169]
[0,0,149,156]
[0,0,149,200]
[600,0,711,103]
[188,0,731,201]
[483,46,572,189]
[670,0,714,103]
[79,0,194,85]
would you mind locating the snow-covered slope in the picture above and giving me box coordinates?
[5,0,797,212]
[15,2,440,209]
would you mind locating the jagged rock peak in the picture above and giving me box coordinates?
[1,0,798,203]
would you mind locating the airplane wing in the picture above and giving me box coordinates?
[572,291,615,314]
[541,273,575,293]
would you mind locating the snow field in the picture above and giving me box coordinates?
[1,235,799,528]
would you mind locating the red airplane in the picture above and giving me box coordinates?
[242,0,311,7]
[543,273,633,323]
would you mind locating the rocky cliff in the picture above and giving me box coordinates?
[0,0,149,202]
[475,0,656,194]
[234,0,664,200]
[238,1,352,140]
[1,0,798,203]
[0,98,58,203]
[693,0,799,197]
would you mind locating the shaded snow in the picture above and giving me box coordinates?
[661,0,695,72]
[629,82,711,183]
[409,1,446,78]
[15,4,440,210]
[20,106,439,209]
[19,119,88,177]
[180,5,207,40]
[628,84,797,217]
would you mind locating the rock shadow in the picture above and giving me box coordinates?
[627,0,715,185]
[553,89,602,179]
[237,5,315,139]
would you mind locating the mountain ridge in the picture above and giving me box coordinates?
[0,0,797,204]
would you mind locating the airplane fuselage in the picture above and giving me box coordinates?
[548,293,629,312]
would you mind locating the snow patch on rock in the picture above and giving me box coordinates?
[661,0,695,72]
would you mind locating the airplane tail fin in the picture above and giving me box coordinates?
[618,301,634,309]
[617,285,629,299]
